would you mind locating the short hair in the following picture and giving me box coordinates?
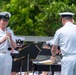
[62,16,72,20]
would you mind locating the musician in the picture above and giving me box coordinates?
[0,12,17,75]
[11,39,24,75]
[51,12,76,75]
[39,39,61,75]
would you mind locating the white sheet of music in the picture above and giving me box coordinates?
[38,59,52,63]
[33,59,61,64]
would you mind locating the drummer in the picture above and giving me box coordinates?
[40,39,61,75]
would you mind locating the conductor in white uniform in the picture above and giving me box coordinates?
[0,12,17,75]
[51,12,76,75]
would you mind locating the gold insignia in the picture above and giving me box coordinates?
[5,14,9,18]
[18,39,21,42]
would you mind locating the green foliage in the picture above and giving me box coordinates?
[2,0,76,36]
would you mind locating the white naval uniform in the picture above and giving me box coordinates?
[53,22,76,75]
[0,28,15,75]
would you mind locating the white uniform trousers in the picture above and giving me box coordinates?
[61,54,76,75]
[0,53,12,75]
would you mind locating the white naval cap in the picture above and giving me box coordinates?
[0,12,11,20]
[59,12,75,18]
[14,36,25,46]
[46,39,54,45]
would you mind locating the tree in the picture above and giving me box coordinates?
[3,0,76,36]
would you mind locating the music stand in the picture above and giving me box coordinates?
[38,42,51,55]
[13,43,41,75]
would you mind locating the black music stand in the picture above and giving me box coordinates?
[13,44,41,75]
[38,42,51,56]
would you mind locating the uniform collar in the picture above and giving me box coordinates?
[64,22,74,27]
[0,29,6,33]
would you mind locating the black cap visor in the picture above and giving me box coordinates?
[0,15,9,21]
[61,15,72,18]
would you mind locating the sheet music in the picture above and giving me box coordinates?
[12,50,19,53]
[38,59,52,63]
[33,59,61,65]
[57,62,61,64]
